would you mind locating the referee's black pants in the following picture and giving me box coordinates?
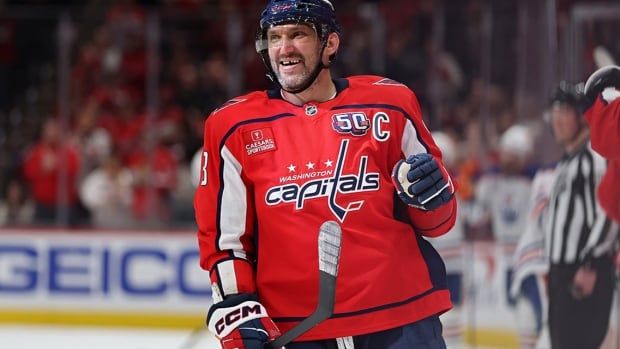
[548,258,615,349]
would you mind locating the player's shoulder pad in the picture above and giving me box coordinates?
[347,75,410,89]
[347,75,417,101]
[211,91,266,117]
[205,91,268,129]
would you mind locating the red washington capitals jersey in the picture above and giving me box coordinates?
[194,75,457,340]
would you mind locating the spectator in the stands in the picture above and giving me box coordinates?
[0,179,33,226]
[80,152,133,229]
[72,100,113,178]
[126,129,178,227]
[22,118,82,226]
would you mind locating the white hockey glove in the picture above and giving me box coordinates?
[207,293,283,349]
[584,65,620,106]
[392,153,454,211]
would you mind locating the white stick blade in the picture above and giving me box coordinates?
[318,221,342,277]
[594,46,617,68]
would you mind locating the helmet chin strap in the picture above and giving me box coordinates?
[277,39,329,95]
[282,60,327,94]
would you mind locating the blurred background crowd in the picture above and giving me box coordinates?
[0,0,618,231]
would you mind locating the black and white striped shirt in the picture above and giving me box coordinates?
[545,141,618,265]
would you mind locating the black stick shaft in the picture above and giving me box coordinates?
[268,272,336,349]
[268,221,342,349]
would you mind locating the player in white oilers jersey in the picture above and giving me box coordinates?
[510,168,556,349]
[473,125,534,248]
[428,131,467,348]
[470,124,534,338]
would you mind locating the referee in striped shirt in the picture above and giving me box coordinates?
[544,81,619,349]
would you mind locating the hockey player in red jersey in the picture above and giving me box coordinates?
[583,65,620,223]
[194,1,457,348]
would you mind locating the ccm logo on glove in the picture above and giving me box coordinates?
[207,294,282,349]
[210,301,266,336]
[392,153,454,211]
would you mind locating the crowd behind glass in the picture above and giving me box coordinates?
[0,0,617,233]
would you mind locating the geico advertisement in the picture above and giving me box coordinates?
[0,230,211,312]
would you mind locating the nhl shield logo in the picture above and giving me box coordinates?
[305,104,318,116]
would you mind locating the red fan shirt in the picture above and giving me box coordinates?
[194,76,456,340]
[23,143,80,205]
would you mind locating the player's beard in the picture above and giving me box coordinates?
[272,54,318,92]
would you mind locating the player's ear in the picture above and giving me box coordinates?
[324,32,339,60]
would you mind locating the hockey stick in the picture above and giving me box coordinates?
[268,220,343,349]
[175,326,208,349]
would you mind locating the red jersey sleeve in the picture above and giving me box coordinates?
[585,97,620,159]
[194,105,258,301]
[585,96,620,222]
[399,90,457,237]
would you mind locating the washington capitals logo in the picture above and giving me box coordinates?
[264,139,380,222]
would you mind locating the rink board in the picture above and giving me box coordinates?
[0,230,528,347]
[0,229,211,328]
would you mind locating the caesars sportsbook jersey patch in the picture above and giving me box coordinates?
[243,127,277,156]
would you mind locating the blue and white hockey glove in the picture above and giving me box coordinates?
[207,293,283,349]
[392,153,454,211]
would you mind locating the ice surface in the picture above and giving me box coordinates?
[0,325,222,349]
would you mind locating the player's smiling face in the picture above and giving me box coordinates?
[267,23,322,91]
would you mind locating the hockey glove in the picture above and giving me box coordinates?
[584,65,620,107]
[392,153,454,211]
[207,293,283,349]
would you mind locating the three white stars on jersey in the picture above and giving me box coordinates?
[287,160,334,173]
